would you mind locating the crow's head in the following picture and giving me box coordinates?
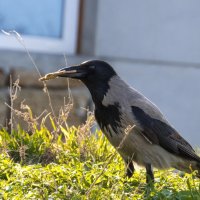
[58,60,117,103]
[58,60,116,82]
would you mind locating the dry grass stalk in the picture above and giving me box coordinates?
[2,30,58,127]
[2,30,76,133]
[8,77,21,132]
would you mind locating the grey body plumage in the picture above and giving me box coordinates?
[57,60,200,183]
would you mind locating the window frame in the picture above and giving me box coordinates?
[0,0,80,54]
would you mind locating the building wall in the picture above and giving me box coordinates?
[95,0,200,64]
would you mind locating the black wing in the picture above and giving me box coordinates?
[132,106,200,162]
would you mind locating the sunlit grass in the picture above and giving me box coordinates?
[0,123,200,199]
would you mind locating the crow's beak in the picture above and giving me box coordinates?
[58,65,88,79]
[39,65,89,81]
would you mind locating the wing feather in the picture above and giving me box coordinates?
[131,106,200,162]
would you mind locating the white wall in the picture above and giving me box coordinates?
[96,0,200,63]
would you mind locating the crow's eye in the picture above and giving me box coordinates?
[89,66,95,70]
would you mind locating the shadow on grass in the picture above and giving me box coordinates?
[149,189,200,200]
[123,178,200,200]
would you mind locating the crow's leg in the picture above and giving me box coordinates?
[125,160,135,178]
[145,163,154,183]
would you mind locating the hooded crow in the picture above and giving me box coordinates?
[42,60,200,183]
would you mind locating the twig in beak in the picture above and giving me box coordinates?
[39,70,77,81]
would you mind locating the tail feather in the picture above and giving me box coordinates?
[175,160,200,178]
[196,162,200,178]
[189,161,200,178]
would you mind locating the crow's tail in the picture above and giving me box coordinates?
[196,162,200,178]
[176,161,200,178]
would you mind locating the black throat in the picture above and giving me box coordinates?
[84,81,110,106]
[81,74,117,107]
[95,102,122,137]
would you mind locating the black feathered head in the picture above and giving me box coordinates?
[59,60,116,82]
[58,60,117,104]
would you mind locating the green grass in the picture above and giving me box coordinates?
[0,124,200,200]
